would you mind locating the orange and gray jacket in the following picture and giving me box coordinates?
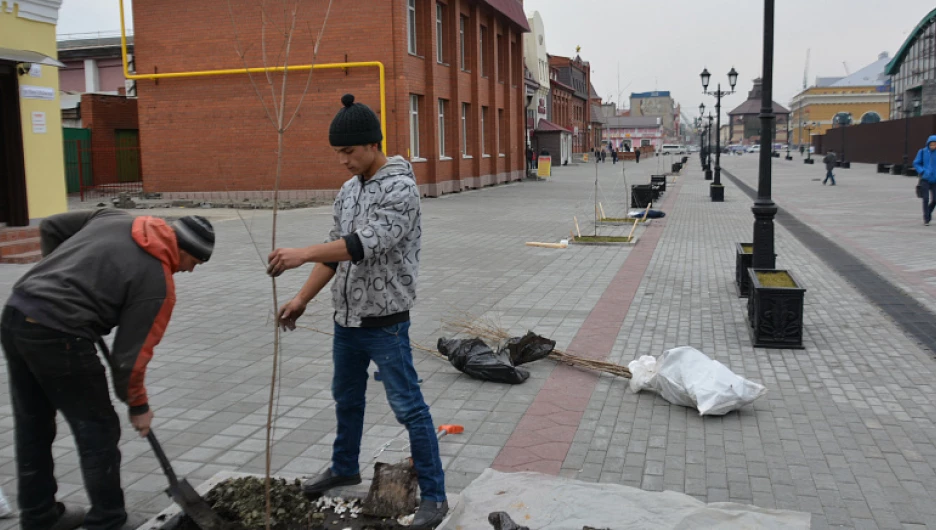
[6,209,178,414]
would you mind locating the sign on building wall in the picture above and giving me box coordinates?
[31,112,47,134]
[21,85,55,100]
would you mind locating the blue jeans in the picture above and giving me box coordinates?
[331,321,445,502]
[922,179,936,223]
[824,169,835,185]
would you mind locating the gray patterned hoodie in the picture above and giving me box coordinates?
[326,155,421,328]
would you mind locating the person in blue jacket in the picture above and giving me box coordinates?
[913,135,936,226]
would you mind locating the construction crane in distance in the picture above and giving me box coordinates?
[843,61,851,75]
[803,49,810,89]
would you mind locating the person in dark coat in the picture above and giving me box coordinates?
[611,149,618,164]
[822,151,836,185]
[634,147,641,163]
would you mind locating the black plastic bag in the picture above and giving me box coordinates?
[488,512,530,530]
[437,338,530,384]
[502,331,556,366]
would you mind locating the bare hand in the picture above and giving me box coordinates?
[130,409,154,437]
[267,248,309,277]
[277,297,308,331]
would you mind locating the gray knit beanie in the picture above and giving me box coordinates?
[172,216,214,262]
[329,94,383,147]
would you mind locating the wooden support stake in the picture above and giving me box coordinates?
[573,216,582,238]
[628,202,652,241]
[599,202,607,220]
[526,241,568,249]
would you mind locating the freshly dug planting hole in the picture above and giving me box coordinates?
[173,477,406,530]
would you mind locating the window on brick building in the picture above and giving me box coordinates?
[408,0,418,55]
[481,106,489,156]
[436,3,445,63]
[459,15,468,70]
[438,99,448,158]
[480,25,488,77]
[498,108,505,155]
[410,94,421,159]
[461,102,470,156]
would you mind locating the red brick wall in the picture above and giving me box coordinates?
[132,0,525,197]
[80,94,139,184]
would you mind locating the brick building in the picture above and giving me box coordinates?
[131,0,529,198]
[548,54,590,153]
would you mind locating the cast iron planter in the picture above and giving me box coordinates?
[746,268,806,349]
[803,158,814,165]
[710,183,724,202]
[877,163,892,174]
[651,175,667,194]
[891,164,904,175]
[735,243,753,297]
[704,169,713,180]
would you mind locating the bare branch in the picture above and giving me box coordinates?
[283,0,335,132]
[226,0,277,126]
[260,1,280,113]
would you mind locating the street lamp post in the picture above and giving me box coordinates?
[751,0,777,271]
[701,66,739,202]
[705,114,714,180]
[802,122,817,164]
[698,104,706,168]
[785,116,793,160]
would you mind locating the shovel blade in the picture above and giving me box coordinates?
[167,479,229,530]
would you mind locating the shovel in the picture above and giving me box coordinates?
[148,430,231,530]
[361,424,463,518]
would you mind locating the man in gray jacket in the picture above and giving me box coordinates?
[268,94,446,529]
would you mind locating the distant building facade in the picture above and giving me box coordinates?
[790,53,892,146]
[728,78,790,146]
[885,7,936,118]
[549,54,590,153]
[629,90,676,139]
[523,11,549,135]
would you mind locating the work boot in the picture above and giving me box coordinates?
[120,513,150,530]
[301,469,361,495]
[410,500,449,530]
[48,503,85,530]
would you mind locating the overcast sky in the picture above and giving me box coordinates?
[58,0,930,122]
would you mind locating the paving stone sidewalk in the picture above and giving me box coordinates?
[0,157,656,526]
[3,155,936,530]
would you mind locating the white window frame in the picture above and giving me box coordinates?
[407,0,417,55]
[481,106,489,156]
[436,3,444,63]
[459,16,466,70]
[410,95,421,159]
[438,99,447,158]
[461,102,469,156]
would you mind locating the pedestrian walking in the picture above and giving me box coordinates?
[612,149,618,164]
[526,146,535,172]
[267,94,447,529]
[822,151,837,185]
[600,149,606,163]
[635,147,641,163]
[913,134,936,226]
[2,210,214,530]
[594,147,599,164]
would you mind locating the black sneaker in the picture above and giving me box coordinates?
[411,500,449,529]
[49,503,85,530]
[301,469,361,495]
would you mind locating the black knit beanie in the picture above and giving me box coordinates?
[172,215,215,262]
[329,94,383,146]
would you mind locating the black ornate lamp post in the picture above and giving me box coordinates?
[751,0,776,271]
[701,66,739,202]
[802,122,817,164]
[698,104,706,167]
[785,116,793,160]
[705,113,714,180]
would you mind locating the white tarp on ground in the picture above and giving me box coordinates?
[442,469,810,530]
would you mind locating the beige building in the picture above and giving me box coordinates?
[523,11,549,132]
[789,53,892,146]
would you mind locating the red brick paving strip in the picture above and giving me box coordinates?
[492,174,686,474]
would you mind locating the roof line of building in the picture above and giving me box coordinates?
[885,7,936,75]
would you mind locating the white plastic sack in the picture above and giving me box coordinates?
[0,486,13,519]
[442,469,810,529]
[627,346,767,416]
